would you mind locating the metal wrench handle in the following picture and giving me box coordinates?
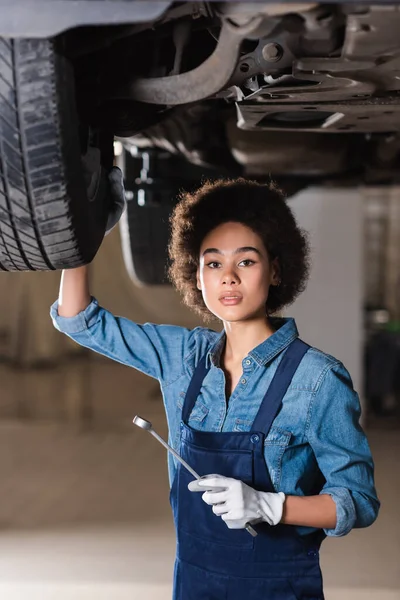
[149,429,201,480]
[132,415,257,537]
[133,415,201,480]
[151,431,257,538]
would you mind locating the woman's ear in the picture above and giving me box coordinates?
[271,258,281,287]
[196,268,202,291]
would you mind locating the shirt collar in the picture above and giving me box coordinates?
[206,318,299,368]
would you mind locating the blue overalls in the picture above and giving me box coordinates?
[170,339,326,600]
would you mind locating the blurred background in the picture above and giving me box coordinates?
[0,148,399,600]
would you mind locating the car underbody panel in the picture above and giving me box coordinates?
[82,2,397,182]
[0,1,172,38]
[232,6,400,135]
[4,1,400,182]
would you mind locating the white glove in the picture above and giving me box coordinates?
[105,167,127,235]
[188,475,286,529]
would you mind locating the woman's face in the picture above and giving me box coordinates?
[197,221,279,323]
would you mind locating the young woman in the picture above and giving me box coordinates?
[51,172,380,600]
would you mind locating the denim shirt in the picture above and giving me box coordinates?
[50,298,380,538]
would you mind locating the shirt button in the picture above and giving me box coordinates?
[250,434,260,444]
[245,359,251,366]
[241,378,246,384]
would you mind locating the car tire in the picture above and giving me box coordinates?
[120,197,172,286]
[0,36,111,271]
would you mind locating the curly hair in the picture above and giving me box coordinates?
[168,178,310,321]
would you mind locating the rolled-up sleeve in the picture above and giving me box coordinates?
[50,297,196,385]
[306,362,380,537]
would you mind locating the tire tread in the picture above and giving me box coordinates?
[0,36,93,271]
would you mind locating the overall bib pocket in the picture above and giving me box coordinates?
[264,427,292,489]
[177,443,255,548]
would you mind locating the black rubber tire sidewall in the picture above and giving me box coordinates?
[0,37,110,271]
[55,46,110,267]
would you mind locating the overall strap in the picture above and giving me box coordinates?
[251,339,310,435]
[181,354,210,423]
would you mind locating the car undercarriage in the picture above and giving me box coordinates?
[67,2,400,182]
[1,1,400,276]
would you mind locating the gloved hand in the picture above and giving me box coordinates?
[188,476,286,529]
[82,147,127,236]
[105,166,127,235]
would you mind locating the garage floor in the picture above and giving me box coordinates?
[0,359,399,600]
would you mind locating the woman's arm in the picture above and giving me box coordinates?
[281,494,336,529]
[58,266,91,317]
[190,478,338,530]
[51,269,199,384]
[51,169,199,384]
[304,362,380,537]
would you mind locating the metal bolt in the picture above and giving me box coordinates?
[262,43,283,63]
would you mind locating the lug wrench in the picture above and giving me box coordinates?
[132,415,257,537]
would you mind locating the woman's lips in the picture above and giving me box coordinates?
[219,296,243,306]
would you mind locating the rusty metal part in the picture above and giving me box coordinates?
[128,16,264,106]
[225,117,355,175]
[343,5,400,58]
[234,6,400,132]
[245,59,377,103]
[236,96,400,133]
[216,2,318,25]
[262,43,283,62]
[228,7,344,88]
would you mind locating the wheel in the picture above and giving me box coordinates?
[120,194,172,286]
[119,149,208,287]
[0,36,111,271]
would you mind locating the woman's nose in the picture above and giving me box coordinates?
[222,269,240,285]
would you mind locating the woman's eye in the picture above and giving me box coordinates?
[239,259,255,267]
[206,261,220,269]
